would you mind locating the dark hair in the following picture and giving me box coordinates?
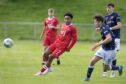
[64,12,73,19]
[107,3,115,8]
[93,15,104,22]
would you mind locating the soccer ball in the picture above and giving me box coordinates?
[3,38,13,48]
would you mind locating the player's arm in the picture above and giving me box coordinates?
[48,25,59,29]
[111,14,122,30]
[51,24,60,29]
[92,33,112,51]
[111,22,122,30]
[49,18,60,29]
[57,24,62,35]
[40,27,45,40]
[66,28,77,51]
[40,22,46,40]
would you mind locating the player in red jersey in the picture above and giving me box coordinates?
[35,12,77,76]
[40,8,61,65]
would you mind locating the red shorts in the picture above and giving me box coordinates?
[43,36,56,46]
[48,43,66,58]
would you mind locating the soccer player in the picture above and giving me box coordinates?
[84,15,123,81]
[41,8,61,65]
[103,3,122,77]
[35,12,77,76]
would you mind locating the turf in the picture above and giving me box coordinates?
[0,40,126,84]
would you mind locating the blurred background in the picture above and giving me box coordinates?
[0,0,126,42]
[0,1,126,84]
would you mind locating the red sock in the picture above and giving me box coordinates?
[41,66,47,72]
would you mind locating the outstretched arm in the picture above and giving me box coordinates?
[66,28,77,51]
[66,36,77,51]
[92,34,112,51]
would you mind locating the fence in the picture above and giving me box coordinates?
[0,22,126,42]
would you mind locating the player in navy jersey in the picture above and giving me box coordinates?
[84,15,123,81]
[103,3,122,77]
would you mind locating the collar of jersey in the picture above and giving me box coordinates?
[48,16,54,20]
[65,23,73,27]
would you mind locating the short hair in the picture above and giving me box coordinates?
[107,3,115,8]
[48,8,54,12]
[93,15,104,22]
[64,12,73,19]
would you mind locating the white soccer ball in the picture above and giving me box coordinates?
[3,38,13,48]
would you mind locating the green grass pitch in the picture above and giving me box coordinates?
[0,40,126,84]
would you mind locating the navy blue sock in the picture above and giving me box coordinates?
[112,59,117,66]
[111,65,120,70]
[86,66,94,78]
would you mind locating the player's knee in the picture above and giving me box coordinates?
[104,64,110,70]
[48,54,56,62]
[90,60,95,66]
[43,52,48,56]
[90,58,96,66]
[43,49,50,56]
[44,46,48,51]
[49,54,55,59]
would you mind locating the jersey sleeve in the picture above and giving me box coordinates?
[67,27,77,50]
[103,28,110,36]
[115,13,121,22]
[54,18,60,27]
[72,27,77,37]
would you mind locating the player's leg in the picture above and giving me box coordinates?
[42,47,52,65]
[39,54,56,75]
[115,38,120,52]
[42,45,48,65]
[46,54,56,67]
[84,56,102,81]
[110,62,123,77]
[104,65,110,71]
[35,43,56,76]
[102,50,114,77]
[110,49,123,76]
[102,53,110,76]
[110,38,120,77]
[103,49,123,77]
[35,47,52,76]
[42,37,50,65]
[42,43,56,65]
[102,49,117,77]
[110,65,123,76]
[38,48,64,76]
[49,37,61,65]
[85,48,104,81]
[56,57,60,65]
[53,49,64,66]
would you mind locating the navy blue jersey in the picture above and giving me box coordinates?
[101,24,115,50]
[104,12,121,38]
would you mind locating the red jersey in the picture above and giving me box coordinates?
[55,24,77,50]
[44,17,59,37]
